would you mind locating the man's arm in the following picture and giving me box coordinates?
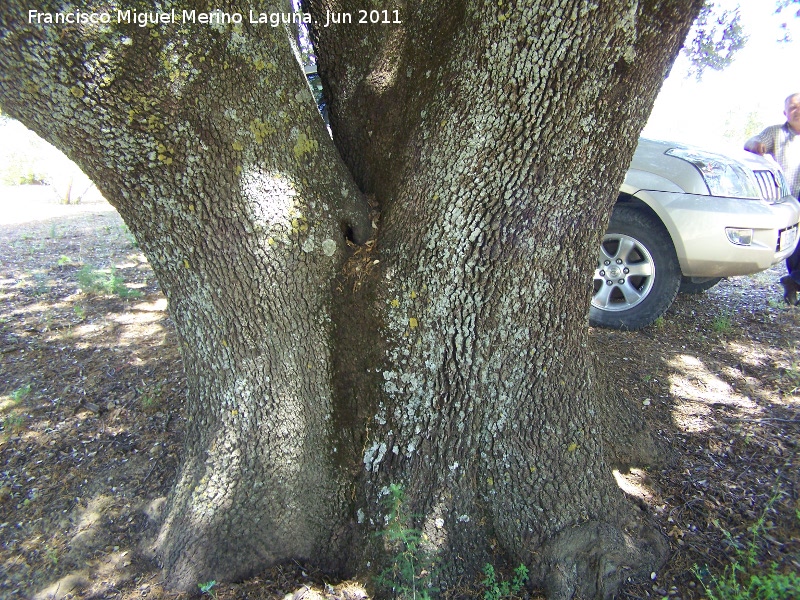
[744,125,777,156]
[744,136,766,155]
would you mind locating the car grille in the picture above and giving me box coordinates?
[753,169,791,201]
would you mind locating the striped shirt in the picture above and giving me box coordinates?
[754,123,800,197]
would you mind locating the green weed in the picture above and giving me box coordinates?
[375,484,438,599]
[482,563,529,600]
[10,384,32,403]
[712,312,733,334]
[693,496,800,599]
[3,414,25,434]
[694,563,800,600]
[653,316,666,329]
[78,265,141,298]
[137,385,162,412]
[57,255,72,266]
[73,304,86,320]
[32,271,50,296]
[198,580,217,597]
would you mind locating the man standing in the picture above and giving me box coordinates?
[745,93,800,305]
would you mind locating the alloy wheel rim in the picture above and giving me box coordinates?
[592,233,656,312]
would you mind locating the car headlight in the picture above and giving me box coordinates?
[665,147,761,199]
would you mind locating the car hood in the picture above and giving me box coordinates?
[636,137,781,173]
[630,137,785,197]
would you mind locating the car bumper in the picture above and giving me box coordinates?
[637,191,800,277]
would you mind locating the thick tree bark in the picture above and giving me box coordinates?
[0,1,370,588]
[313,1,700,597]
[1,0,702,597]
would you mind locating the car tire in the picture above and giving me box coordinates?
[589,205,681,330]
[679,276,722,295]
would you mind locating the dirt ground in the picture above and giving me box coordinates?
[0,186,798,600]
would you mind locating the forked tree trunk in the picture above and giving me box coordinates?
[0,0,701,596]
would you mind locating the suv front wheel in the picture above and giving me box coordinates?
[589,205,681,330]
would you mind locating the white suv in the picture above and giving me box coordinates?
[590,138,800,330]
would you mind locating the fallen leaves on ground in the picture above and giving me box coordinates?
[1,188,797,599]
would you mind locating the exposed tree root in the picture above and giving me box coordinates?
[540,516,668,600]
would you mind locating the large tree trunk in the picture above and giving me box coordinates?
[312,0,699,596]
[0,1,370,588]
[0,0,701,596]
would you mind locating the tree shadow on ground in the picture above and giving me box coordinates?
[594,272,799,599]
[0,202,186,599]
